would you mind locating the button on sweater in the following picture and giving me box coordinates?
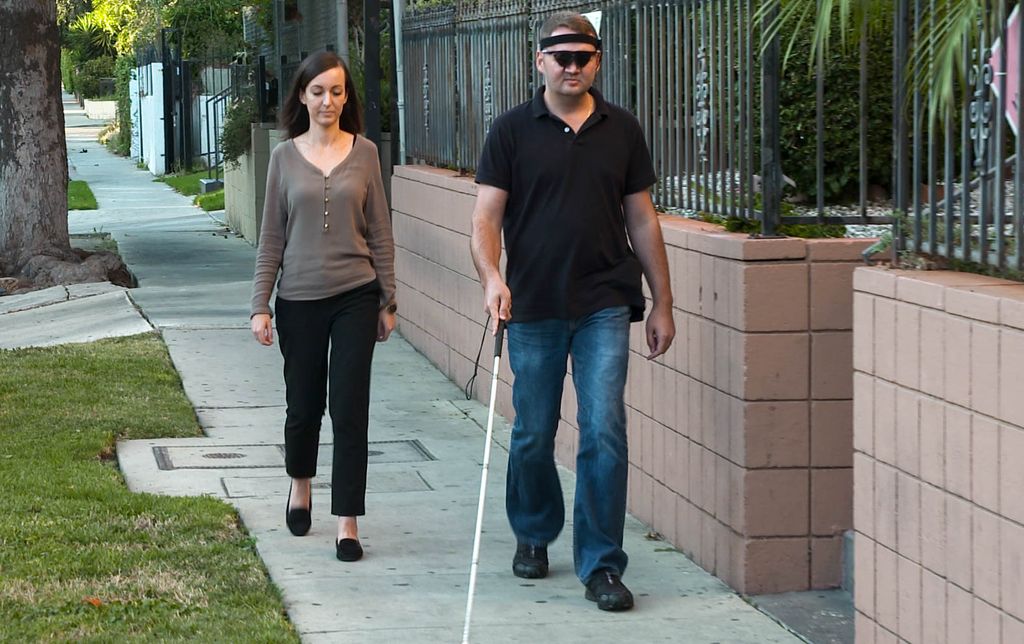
[251,136,396,317]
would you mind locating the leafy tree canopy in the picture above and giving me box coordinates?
[63,0,247,60]
[162,0,247,57]
[57,0,92,30]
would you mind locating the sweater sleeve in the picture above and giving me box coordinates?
[250,146,287,317]
[362,145,396,309]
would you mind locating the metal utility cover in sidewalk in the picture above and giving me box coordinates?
[153,439,436,470]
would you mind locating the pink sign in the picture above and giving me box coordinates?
[991,5,1022,135]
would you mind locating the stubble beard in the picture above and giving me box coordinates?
[549,75,590,98]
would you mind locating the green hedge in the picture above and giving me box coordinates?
[221,95,259,166]
[777,20,894,202]
[107,54,135,156]
[60,48,80,94]
[74,55,115,99]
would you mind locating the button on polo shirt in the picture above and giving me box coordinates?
[475,87,657,323]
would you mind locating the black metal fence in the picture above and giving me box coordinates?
[134,31,274,181]
[404,3,459,167]
[894,1,1024,273]
[401,0,894,237]
[134,30,189,171]
[632,0,759,220]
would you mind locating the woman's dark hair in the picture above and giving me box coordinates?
[279,50,363,138]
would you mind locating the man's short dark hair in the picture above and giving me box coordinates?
[538,11,597,43]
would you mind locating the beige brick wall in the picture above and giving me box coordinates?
[393,165,873,594]
[853,267,1024,643]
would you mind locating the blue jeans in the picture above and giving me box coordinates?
[505,306,631,584]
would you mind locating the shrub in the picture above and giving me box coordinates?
[75,55,115,98]
[221,94,259,166]
[66,11,116,60]
[777,19,894,202]
[703,213,847,239]
[60,48,80,94]
[107,53,135,156]
[162,0,247,58]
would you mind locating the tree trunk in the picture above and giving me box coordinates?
[0,0,129,293]
[0,0,72,275]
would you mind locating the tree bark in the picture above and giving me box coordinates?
[0,0,129,292]
[0,0,72,275]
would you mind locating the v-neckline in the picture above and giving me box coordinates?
[291,135,357,178]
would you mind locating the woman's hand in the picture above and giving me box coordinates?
[377,309,396,342]
[251,313,274,346]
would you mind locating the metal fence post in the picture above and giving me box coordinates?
[258,55,269,123]
[365,0,382,147]
[893,0,911,260]
[161,28,176,171]
[181,58,194,171]
[759,0,781,236]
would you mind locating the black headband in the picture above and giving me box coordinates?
[539,33,602,51]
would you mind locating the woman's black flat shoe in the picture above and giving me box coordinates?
[336,538,363,562]
[285,481,311,536]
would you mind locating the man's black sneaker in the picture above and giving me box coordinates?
[512,543,548,579]
[584,570,634,611]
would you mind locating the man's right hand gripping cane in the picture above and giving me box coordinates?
[483,277,511,336]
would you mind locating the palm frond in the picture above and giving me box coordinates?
[760,0,1013,122]
[911,0,980,123]
[756,0,889,71]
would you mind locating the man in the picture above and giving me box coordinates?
[469,11,675,612]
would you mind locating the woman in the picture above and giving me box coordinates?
[250,51,396,562]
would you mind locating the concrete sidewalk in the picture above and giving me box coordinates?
[0,95,804,643]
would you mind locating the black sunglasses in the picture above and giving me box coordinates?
[542,50,599,69]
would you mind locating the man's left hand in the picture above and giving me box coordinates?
[645,304,675,360]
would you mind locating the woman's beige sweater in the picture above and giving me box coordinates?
[251,136,396,317]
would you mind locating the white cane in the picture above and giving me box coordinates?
[461,320,506,644]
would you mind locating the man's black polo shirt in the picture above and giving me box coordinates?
[475,87,656,323]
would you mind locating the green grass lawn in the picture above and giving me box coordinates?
[194,189,224,212]
[68,180,98,210]
[0,335,298,642]
[156,170,213,197]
